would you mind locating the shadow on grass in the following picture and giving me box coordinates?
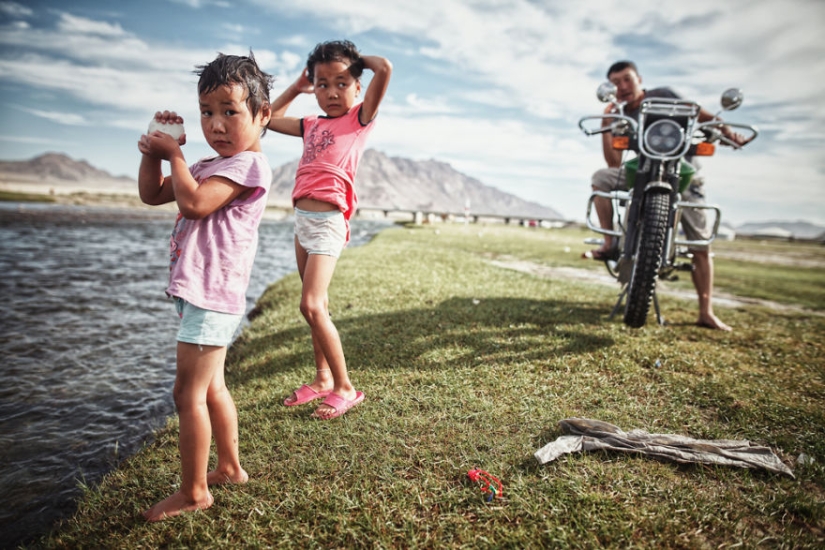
[229,296,614,385]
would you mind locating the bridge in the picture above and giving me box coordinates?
[354,206,569,228]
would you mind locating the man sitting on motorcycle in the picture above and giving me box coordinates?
[584,60,747,331]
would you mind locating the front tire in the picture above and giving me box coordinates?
[624,192,670,328]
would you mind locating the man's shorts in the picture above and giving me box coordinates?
[174,297,242,347]
[591,166,711,246]
[294,207,347,257]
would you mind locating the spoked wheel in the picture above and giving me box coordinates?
[624,192,670,328]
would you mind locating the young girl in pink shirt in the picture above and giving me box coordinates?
[137,53,272,520]
[267,40,392,420]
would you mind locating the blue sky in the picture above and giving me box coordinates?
[1,0,824,225]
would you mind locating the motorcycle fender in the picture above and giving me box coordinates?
[643,180,672,193]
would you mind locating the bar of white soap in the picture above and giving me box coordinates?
[147,119,185,140]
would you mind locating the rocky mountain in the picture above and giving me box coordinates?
[2,151,563,219]
[735,221,825,240]
[271,149,563,219]
[0,152,133,185]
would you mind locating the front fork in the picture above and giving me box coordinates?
[584,161,722,277]
[619,161,681,290]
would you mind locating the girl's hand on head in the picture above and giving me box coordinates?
[348,56,365,78]
[293,69,314,94]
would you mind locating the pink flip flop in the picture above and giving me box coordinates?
[283,384,332,407]
[311,391,365,420]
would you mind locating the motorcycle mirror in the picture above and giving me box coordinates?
[720,88,743,111]
[597,82,617,103]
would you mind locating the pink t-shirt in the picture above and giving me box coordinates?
[166,151,272,315]
[292,105,375,240]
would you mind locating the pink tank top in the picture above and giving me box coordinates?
[292,105,375,240]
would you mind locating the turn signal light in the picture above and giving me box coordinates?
[694,142,716,156]
[612,136,630,150]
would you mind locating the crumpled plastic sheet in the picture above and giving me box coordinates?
[534,418,794,478]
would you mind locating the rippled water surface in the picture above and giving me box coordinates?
[0,202,389,546]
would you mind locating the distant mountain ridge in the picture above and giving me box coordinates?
[736,221,825,240]
[0,152,133,185]
[3,151,562,218]
[271,149,563,219]
[3,153,824,236]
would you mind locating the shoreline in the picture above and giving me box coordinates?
[1,205,389,547]
[0,186,294,219]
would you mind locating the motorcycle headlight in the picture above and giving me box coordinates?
[643,119,684,156]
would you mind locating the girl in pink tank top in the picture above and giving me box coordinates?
[267,40,392,420]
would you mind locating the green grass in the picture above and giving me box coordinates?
[0,190,56,202]
[40,223,824,549]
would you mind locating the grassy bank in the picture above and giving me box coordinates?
[0,190,56,203]
[42,224,824,548]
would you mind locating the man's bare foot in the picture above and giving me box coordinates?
[142,489,213,522]
[696,314,732,332]
[581,245,618,261]
[207,467,249,486]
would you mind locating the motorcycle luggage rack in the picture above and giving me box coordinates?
[640,98,700,118]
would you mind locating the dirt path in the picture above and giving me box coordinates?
[712,249,825,269]
[489,258,823,315]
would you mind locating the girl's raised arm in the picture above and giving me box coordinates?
[359,55,393,124]
[268,71,313,136]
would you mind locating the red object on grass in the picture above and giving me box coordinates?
[467,468,503,501]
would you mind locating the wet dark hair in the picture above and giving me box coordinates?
[607,60,639,79]
[195,51,273,123]
[306,40,363,82]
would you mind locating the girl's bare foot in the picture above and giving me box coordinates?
[207,467,249,486]
[142,489,214,522]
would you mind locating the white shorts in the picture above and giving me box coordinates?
[294,207,347,257]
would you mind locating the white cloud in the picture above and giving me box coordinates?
[400,93,454,115]
[0,10,297,138]
[279,50,303,71]
[14,105,88,126]
[0,134,61,145]
[2,0,824,224]
[171,0,232,8]
[55,12,127,37]
[0,1,32,17]
[223,23,251,34]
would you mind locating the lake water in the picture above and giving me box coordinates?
[0,202,390,547]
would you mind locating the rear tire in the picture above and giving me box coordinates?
[624,192,670,328]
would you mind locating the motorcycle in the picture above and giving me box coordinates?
[578,83,758,327]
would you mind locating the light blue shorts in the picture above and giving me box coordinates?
[294,207,347,257]
[174,297,242,347]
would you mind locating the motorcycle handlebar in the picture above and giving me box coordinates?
[580,114,758,151]
[578,114,638,136]
[695,121,759,149]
